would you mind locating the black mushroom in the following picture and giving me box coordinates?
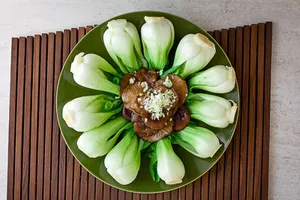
[121,68,190,142]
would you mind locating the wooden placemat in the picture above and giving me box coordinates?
[7,22,272,200]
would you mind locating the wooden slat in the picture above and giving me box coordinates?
[21,36,33,200]
[51,31,63,200]
[178,187,185,200]
[239,25,250,200]
[36,33,48,199]
[29,34,41,200]
[15,37,26,200]
[94,178,103,200]
[7,38,18,200]
[232,26,243,200]
[193,178,201,200]
[246,24,258,200]
[7,22,272,200]
[87,174,96,200]
[200,174,208,200]
[262,22,272,200]
[104,183,111,200]
[43,32,55,200]
[224,28,236,200]
[254,23,265,200]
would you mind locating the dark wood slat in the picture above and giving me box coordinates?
[14,37,26,200]
[21,36,33,200]
[253,23,265,200]
[185,183,193,200]
[59,29,70,200]
[111,187,119,200]
[148,194,156,200]
[29,35,41,200]
[86,25,94,32]
[208,165,216,200]
[43,32,55,200]
[216,29,226,200]
[7,38,18,200]
[36,33,48,199]
[262,22,272,200]
[125,191,133,200]
[156,193,163,200]
[224,28,236,200]
[133,193,140,200]
[239,25,250,200]
[201,173,208,200]
[51,31,63,200]
[193,177,201,200]
[141,194,148,200]
[232,26,243,200]
[171,188,178,200]
[134,193,141,200]
[103,183,111,200]
[95,179,103,200]
[87,175,96,200]
[246,24,258,200]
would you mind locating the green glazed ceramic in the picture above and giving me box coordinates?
[56,11,239,193]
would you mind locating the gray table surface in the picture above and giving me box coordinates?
[1,0,300,199]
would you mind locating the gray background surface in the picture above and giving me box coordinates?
[1,0,300,199]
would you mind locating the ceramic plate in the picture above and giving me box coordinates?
[56,11,239,193]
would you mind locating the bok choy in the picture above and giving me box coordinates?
[171,125,221,158]
[187,93,237,128]
[70,53,120,95]
[189,65,236,93]
[62,94,122,132]
[77,117,131,158]
[103,19,147,73]
[141,16,174,70]
[104,129,150,185]
[147,138,185,185]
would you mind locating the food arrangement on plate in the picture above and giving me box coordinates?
[58,11,238,192]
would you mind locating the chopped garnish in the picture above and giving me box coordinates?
[163,76,172,88]
[129,77,135,84]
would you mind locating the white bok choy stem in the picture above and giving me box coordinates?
[187,93,237,128]
[188,65,236,93]
[104,129,149,185]
[171,125,221,158]
[103,19,147,73]
[70,52,120,95]
[141,16,174,70]
[77,117,131,158]
[62,94,122,132]
[163,33,216,79]
[156,138,185,185]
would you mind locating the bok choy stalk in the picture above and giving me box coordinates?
[104,129,150,185]
[71,53,120,95]
[189,65,236,93]
[163,33,216,79]
[187,93,237,128]
[141,16,174,70]
[147,138,185,185]
[62,94,122,132]
[171,125,221,158]
[77,117,131,158]
[103,19,147,73]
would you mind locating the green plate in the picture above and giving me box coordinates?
[56,11,239,193]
